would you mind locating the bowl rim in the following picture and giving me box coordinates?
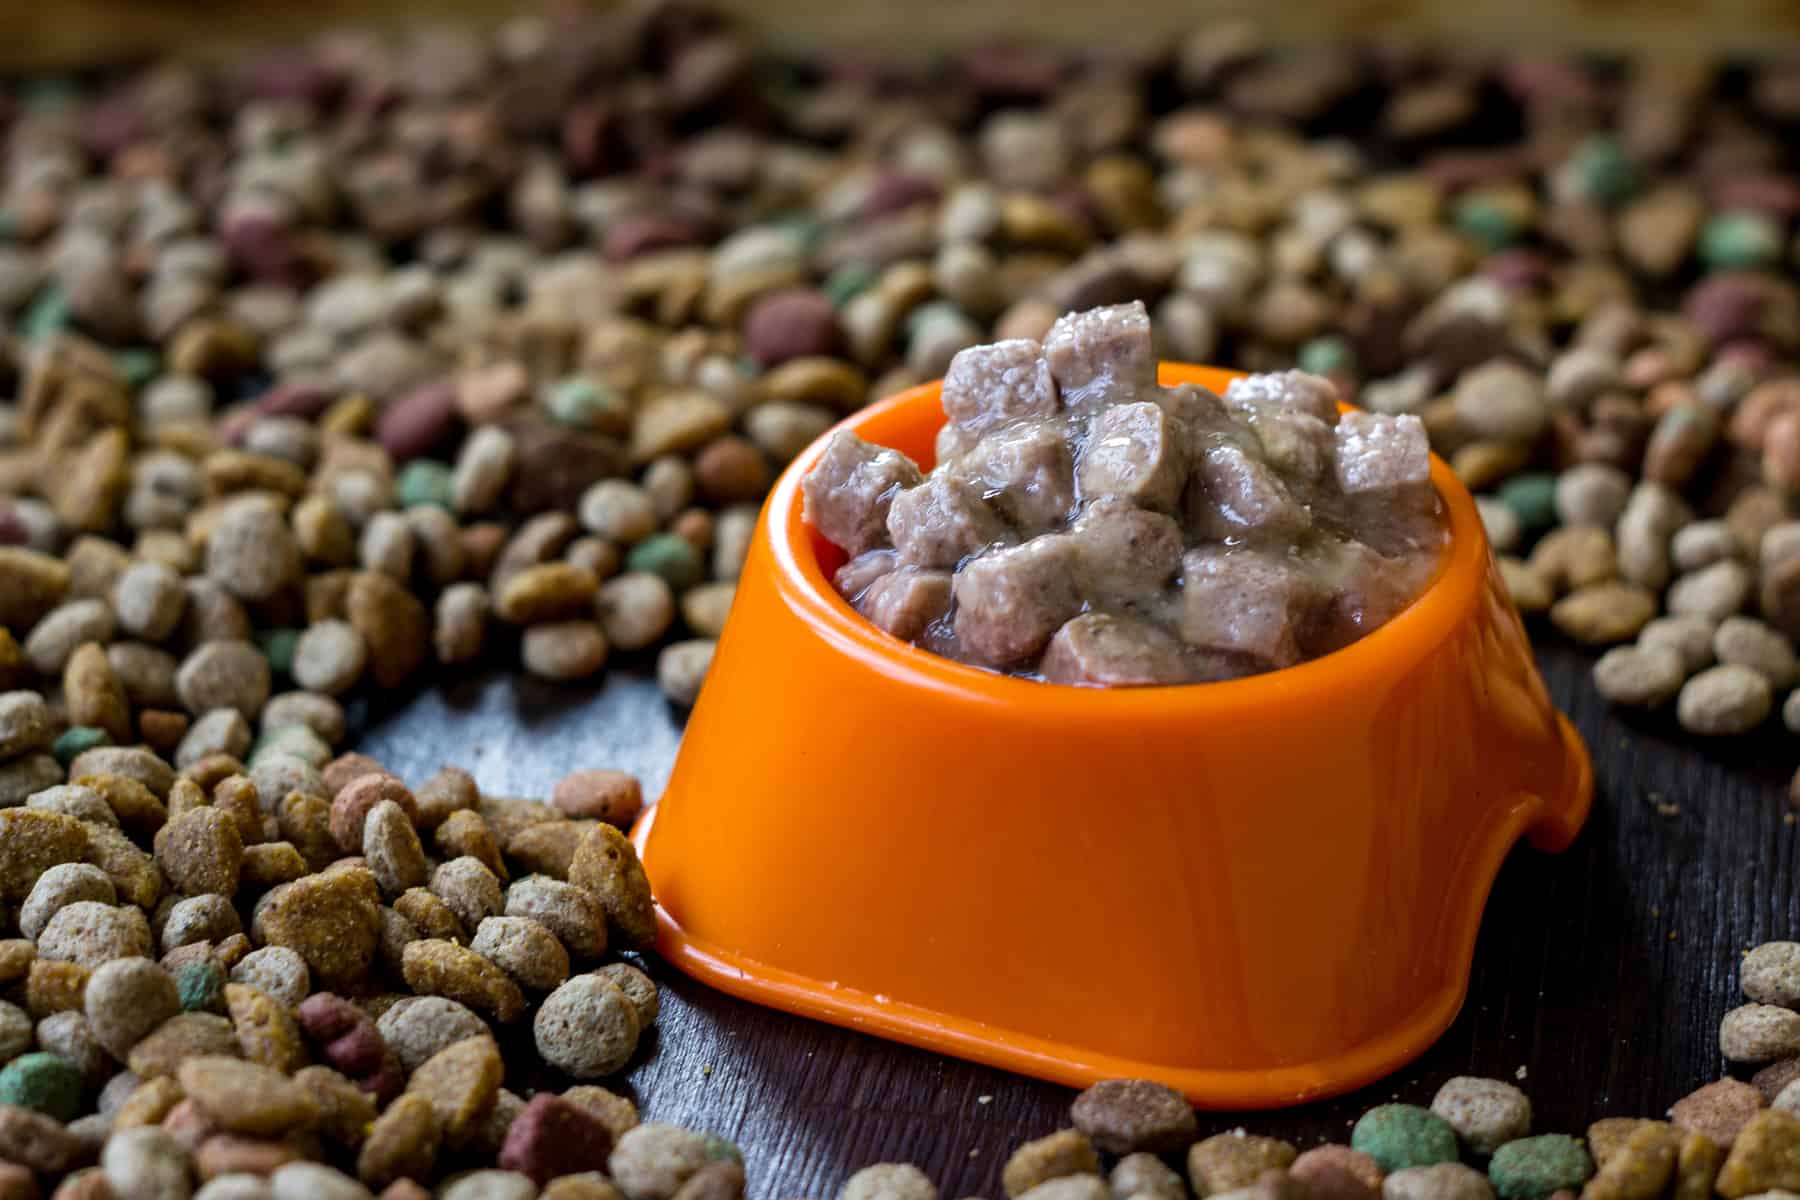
[768,361,1489,712]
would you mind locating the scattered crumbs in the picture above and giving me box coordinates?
[702,1064,713,1077]
[977,1095,992,1105]
[1655,802,1681,817]
[1669,932,1679,942]
[969,1148,981,1158]
[1651,905,1661,918]
[1647,791,1662,803]
[1516,1065,1528,1080]
[1786,813,1797,827]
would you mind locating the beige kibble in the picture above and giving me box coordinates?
[230,947,310,1010]
[292,621,368,695]
[1188,1133,1297,1195]
[401,939,525,1023]
[364,800,429,897]
[21,862,116,941]
[436,583,489,664]
[1431,1076,1531,1155]
[595,962,659,1028]
[1593,644,1686,708]
[23,599,116,676]
[432,856,505,931]
[506,876,608,960]
[598,573,676,652]
[207,495,300,601]
[1381,1163,1494,1200]
[534,973,640,1078]
[39,901,152,968]
[1723,1004,1800,1063]
[1678,666,1774,736]
[378,996,491,1074]
[176,641,271,720]
[1003,1129,1100,1198]
[522,620,609,680]
[1746,944,1800,1009]
[844,1164,936,1200]
[85,957,180,1060]
[609,1122,721,1200]
[471,916,570,992]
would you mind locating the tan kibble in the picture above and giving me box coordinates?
[64,642,132,742]
[406,1035,503,1146]
[431,856,505,931]
[396,888,467,943]
[471,916,570,992]
[534,973,640,1079]
[295,1064,380,1147]
[128,1012,242,1077]
[364,800,430,897]
[80,771,167,837]
[177,1055,320,1137]
[496,562,600,624]
[1590,1118,1661,1167]
[0,808,89,904]
[1550,581,1657,645]
[347,570,429,687]
[1675,1130,1723,1200]
[1003,1129,1101,1198]
[1187,1133,1297,1195]
[83,824,164,909]
[226,983,308,1073]
[506,820,595,879]
[522,620,610,680]
[24,957,83,1017]
[358,1092,443,1188]
[595,963,659,1028]
[1583,1121,1678,1200]
[564,1086,640,1144]
[844,1164,936,1200]
[401,939,526,1023]
[113,1074,185,1130]
[416,766,480,830]
[255,869,382,987]
[1714,1109,1800,1196]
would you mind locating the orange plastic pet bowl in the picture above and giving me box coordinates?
[633,363,1592,1108]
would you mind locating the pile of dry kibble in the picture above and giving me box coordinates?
[9,1,1800,1195]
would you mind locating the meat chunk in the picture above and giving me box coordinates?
[1188,440,1311,540]
[833,548,897,603]
[1307,538,1436,654]
[1179,547,1324,668]
[961,422,1077,536]
[1043,301,1157,402]
[859,567,954,641]
[951,536,1084,665]
[1040,613,1195,686]
[940,338,1059,439]
[1224,369,1340,425]
[934,421,974,468]
[1078,401,1187,513]
[1157,382,1232,435]
[1243,410,1334,483]
[886,474,1010,568]
[1069,497,1184,600]
[1334,411,1431,498]
[802,431,924,557]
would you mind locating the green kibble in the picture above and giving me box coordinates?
[824,263,878,307]
[1498,473,1558,532]
[769,213,824,252]
[1298,336,1354,377]
[701,1134,744,1165]
[1453,198,1521,251]
[0,1052,83,1121]
[1488,1135,1593,1198]
[176,961,226,1013]
[626,533,704,592]
[22,78,78,111]
[51,725,110,768]
[1699,210,1783,270]
[546,378,627,431]
[22,287,69,343]
[1351,1103,1460,1172]
[1568,135,1638,205]
[258,628,301,676]
[397,460,455,509]
[114,348,161,389]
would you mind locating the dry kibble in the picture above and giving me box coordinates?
[1432,1076,1532,1154]
[471,917,570,992]
[534,973,641,1078]
[1003,1130,1101,1198]
[1593,645,1686,708]
[401,940,525,1024]
[1069,1079,1196,1155]
[844,1164,936,1200]
[406,1035,503,1147]
[1550,582,1657,645]
[568,824,657,950]
[595,963,659,1028]
[1714,618,1799,688]
[1678,666,1774,736]
[292,622,368,696]
[1639,615,1717,675]
[1722,1004,1800,1063]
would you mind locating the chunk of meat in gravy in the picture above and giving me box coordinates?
[859,567,954,641]
[935,420,975,468]
[1043,301,1157,403]
[1333,411,1439,555]
[1187,440,1311,541]
[1308,538,1436,654]
[1242,409,1334,484]
[1179,547,1323,668]
[1078,401,1186,513]
[1157,382,1232,436]
[1069,497,1184,601]
[1224,370,1340,425]
[802,431,924,557]
[951,535,1085,666]
[961,422,1077,536]
[833,548,897,602]
[940,337,1059,439]
[887,473,1011,568]
[1040,613,1195,686]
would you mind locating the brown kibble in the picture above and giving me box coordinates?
[177,1055,319,1136]
[83,824,163,909]
[347,571,429,687]
[256,870,382,987]
[195,1133,306,1180]
[295,1064,380,1147]
[416,766,480,830]
[358,1092,443,1189]
[241,842,310,889]
[552,770,643,827]
[495,563,600,624]
[1584,1121,1678,1200]
[154,808,244,897]
[1069,1079,1196,1155]
[406,1035,503,1147]
[401,940,526,1023]
[0,809,88,903]
[331,773,420,854]
[395,888,467,944]
[279,791,339,870]
[64,643,131,743]
[226,983,309,1073]
[435,810,507,882]
[563,1086,640,1144]
[0,547,70,631]
[80,772,167,838]
[506,820,595,879]
[568,823,657,950]
[128,1012,242,1077]
[366,800,430,897]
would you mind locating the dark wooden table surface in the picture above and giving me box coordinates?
[356,639,1798,1200]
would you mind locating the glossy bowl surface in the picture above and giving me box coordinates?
[632,363,1592,1107]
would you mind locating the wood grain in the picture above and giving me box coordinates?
[354,641,1797,1199]
[3,0,1798,72]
